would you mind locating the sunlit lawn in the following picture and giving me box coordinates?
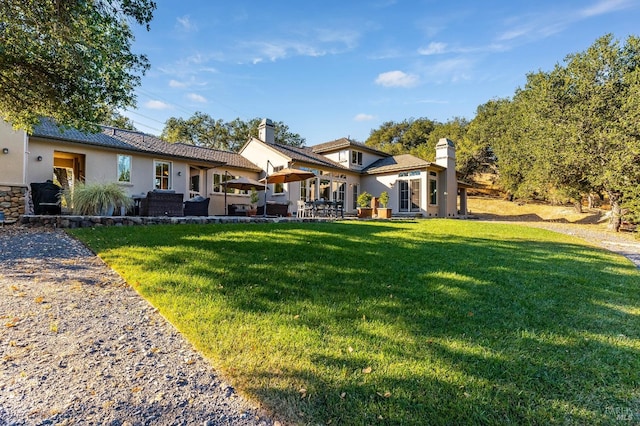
[70,220,640,425]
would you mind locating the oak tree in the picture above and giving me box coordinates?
[0,0,156,133]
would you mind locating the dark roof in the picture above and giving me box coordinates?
[363,154,442,174]
[255,138,347,171]
[312,137,389,157]
[32,119,260,171]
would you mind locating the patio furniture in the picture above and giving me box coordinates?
[140,190,184,217]
[256,202,289,217]
[297,200,313,218]
[184,196,210,216]
[228,203,252,216]
[30,181,62,215]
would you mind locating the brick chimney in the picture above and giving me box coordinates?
[258,118,275,144]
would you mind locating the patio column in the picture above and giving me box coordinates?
[459,188,467,216]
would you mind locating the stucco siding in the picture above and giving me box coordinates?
[0,121,27,186]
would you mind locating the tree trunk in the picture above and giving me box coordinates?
[574,200,583,213]
[607,190,622,232]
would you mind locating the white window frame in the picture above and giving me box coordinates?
[272,166,284,194]
[154,160,172,190]
[117,154,132,183]
[351,150,363,166]
[429,178,438,206]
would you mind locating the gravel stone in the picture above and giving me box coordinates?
[0,226,274,425]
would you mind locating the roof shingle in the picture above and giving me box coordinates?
[363,154,441,174]
[312,137,389,157]
[32,119,261,171]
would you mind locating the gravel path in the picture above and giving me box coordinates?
[0,226,274,426]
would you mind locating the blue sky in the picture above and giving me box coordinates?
[126,0,640,146]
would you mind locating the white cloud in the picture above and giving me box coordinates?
[187,93,207,103]
[580,0,634,17]
[418,42,448,55]
[375,70,419,88]
[425,58,473,83]
[176,15,197,32]
[354,113,375,122]
[145,100,172,110]
[169,79,186,88]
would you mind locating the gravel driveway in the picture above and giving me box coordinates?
[0,226,273,426]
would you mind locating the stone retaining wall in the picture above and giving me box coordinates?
[0,186,27,221]
[20,215,327,228]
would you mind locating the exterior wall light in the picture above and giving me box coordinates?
[2,148,8,154]
[37,156,43,161]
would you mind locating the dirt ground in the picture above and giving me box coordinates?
[467,196,640,268]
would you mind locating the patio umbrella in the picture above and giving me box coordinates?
[222,176,265,216]
[223,176,266,191]
[261,168,315,184]
[260,167,316,217]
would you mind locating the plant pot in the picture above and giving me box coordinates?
[378,208,392,219]
[357,207,373,218]
[248,209,257,217]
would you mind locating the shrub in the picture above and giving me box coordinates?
[379,191,390,208]
[357,191,372,208]
[65,182,133,215]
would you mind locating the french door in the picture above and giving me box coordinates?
[399,179,421,212]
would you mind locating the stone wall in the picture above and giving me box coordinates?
[19,215,324,228]
[0,186,27,221]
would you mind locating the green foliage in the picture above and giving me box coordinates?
[356,191,372,208]
[65,181,133,215]
[71,221,640,425]
[249,187,260,206]
[0,0,155,133]
[161,113,305,151]
[379,191,389,208]
[365,118,435,156]
[476,34,640,226]
[364,117,490,179]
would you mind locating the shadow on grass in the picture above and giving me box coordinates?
[70,221,640,425]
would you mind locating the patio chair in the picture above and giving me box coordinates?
[296,200,313,218]
[140,190,184,217]
[184,196,210,216]
[30,181,62,215]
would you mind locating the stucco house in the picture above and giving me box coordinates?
[242,119,468,217]
[0,117,467,220]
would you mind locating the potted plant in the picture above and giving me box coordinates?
[248,187,260,216]
[65,181,133,216]
[378,191,392,218]
[357,191,373,218]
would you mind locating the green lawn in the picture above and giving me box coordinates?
[70,220,640,425]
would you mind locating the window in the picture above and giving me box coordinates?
[272,166,284,194]
[300,180,308,200]
[338,150,348,162]
[117,155,131,183]
[154,160,171,189]
[351,151,363,166]
[213,173,236,193]
[429,179,437,205]
[352,184,359,210]
[190,174,200,194]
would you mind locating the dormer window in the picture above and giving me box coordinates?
[351,151,363,166]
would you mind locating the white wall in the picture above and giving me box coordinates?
[0,121,27,186]
[28,138,192,200]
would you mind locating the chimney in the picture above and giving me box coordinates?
[435,138,457,217]
[258,118,275,144]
